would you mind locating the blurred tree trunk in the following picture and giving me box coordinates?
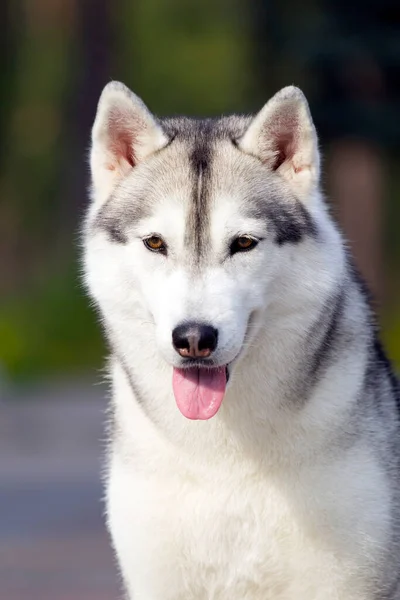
[0,0,15,167]
[59,0,115,244]
[0,0,76,291]
[249,0,280,105]
[329,141,384,304]
[0,0,16,289]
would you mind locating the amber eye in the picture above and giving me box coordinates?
[143,235,166,254]
[230,236,258,255]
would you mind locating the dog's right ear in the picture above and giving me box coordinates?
[90,82,168,203]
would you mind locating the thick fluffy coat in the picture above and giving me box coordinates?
[84,81,400,599]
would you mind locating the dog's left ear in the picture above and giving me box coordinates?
[238,86,320,197]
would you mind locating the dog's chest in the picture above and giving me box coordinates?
[107,457,352,599]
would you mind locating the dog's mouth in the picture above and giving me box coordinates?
[172,364,229,421]
[170,312,257,421]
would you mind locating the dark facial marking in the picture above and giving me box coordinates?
[187,121,214,258]
[95,209,128,243]
[247,196,317,245]
[266,200,317,245]
[92,191,149,244]
[160,114,260,258]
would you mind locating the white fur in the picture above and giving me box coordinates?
[83,83,395,599]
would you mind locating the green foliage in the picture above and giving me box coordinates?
[116,0,250,115]
[0,265,103,381]
[383,313,400,368]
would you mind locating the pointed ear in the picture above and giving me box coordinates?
[90,81,169,203]
[238,86,320,197]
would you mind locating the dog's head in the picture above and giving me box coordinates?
[84,82,340,419]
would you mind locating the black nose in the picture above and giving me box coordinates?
[172,322,218,359]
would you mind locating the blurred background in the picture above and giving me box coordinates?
[0,1,399,599]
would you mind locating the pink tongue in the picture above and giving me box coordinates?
[172,367,227,420]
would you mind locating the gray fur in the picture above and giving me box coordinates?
[92,188,149,243]
[90,115,318,249]
[85,82,400,599]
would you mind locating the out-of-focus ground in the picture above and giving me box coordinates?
[0,380,121,600]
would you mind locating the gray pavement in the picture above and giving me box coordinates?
[0,378,121,600]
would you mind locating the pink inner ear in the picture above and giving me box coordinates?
[272,133,291,170]
[113,132,136,168]
[269,112,300,172]
[271,131,297,171]
[107,109,136,170]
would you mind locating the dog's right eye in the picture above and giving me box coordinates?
[143,235,167,254]
[229,236,259,255]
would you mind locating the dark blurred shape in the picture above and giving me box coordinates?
[251,0,400,305]
[310,0,399,303]
[311,0,399,148]
[63,0,115,226]
[329,140,383,300]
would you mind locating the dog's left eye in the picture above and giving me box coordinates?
[143,235,167,254]
[230,236,258,255]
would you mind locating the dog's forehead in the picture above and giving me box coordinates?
[135,116,259,201]
[157,117,267,256]
[94,116,255,242]
[93,116,315,249]
[154,115,256,197]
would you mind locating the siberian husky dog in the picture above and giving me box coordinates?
[83,81,400,599]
